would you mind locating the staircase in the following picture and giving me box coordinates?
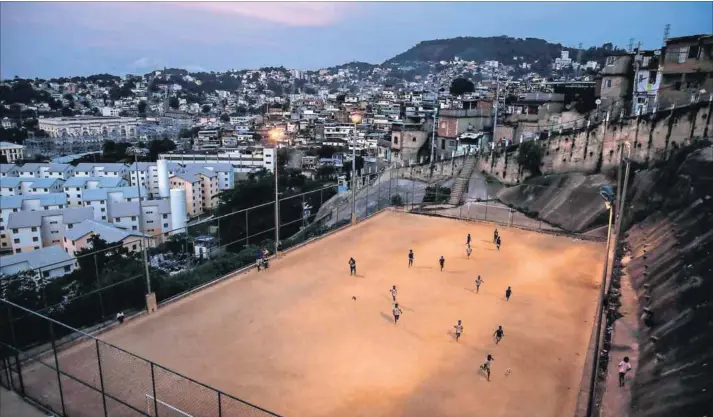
[448,155,477,205]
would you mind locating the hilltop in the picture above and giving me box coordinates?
[385,35,625,68]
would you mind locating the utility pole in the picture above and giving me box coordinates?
[430,104,438,168]
[492,73,500,146]
[133,153,152,297]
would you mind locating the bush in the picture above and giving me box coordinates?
[391,194,404,207]
[517,141,544,177]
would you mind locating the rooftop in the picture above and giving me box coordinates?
[0,246,75,274]
[7,207,94,229]
[0,193,67,210]
[65,219,148,242]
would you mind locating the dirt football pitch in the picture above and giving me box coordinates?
[39,211,606,417]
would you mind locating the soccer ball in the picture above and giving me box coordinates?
[505,368,511,375]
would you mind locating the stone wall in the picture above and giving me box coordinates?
[477,100,713,184]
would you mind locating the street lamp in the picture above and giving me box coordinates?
[350,112,362,224]
[586,184,616,417]
[268,128,282,256]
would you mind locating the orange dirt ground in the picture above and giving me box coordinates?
[45,211,605,417]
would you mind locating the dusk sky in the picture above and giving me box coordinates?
[1,1,711,79]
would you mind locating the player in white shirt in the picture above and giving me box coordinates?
[466,244,472,258]
[618,356,632,386]
[453,320,464,341]
[392,304,402,324]
[390,285,398,302]
[475,276,484,293]
[480,354,495,381]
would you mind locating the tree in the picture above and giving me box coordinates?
[169,96,180,109]
[61,106,74,117]
[148,138,176,160]
[138,100,147,115]
[201,104,211,114]
[220,113,230,122]
[449,78,475,96]
[516,141,544,177]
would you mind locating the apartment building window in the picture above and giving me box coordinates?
[163,214,168,219]
[132,225,138,230]
[44,188,48,192]
[147,220,154,224]
[131,216,137,221]
[101,208,106,212]
[13,238,20,243]
[68,224,73,229]
[0,226,3,231]
[50,221,58,224]
[64,237,67,242]
[43,270,49,277]
[51,231,58,234]
[16,248,21,253]
[0,234,4,238]
[32,237,39,242]
[12,228,18,233]
[604,79,612,89]
[44,206,49,210]
[163,223,168,228]
[64,265,71,272]
[132,244,137,250]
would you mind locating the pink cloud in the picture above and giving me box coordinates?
[174,2,355,26]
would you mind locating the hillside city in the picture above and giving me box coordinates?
[0,33,710,277]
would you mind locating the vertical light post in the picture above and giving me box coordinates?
[269,129,282,257]
[430,105,438,168]
[350,112,363,225]
[612,141,632,261]
[130,153,154,313]
[586,184,616,417]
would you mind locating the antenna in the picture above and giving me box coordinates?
[577,42,583,63]
[663,24,671,46]
[628,38,635,52]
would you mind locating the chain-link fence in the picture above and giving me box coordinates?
[0,299,282,417]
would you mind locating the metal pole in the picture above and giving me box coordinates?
[493,72,500,143]
[150,363,159,417]
[388,168,392,206]
[48,319,66,416]
[366,174,370,217]
[245,210,249,245]
[218,392,223,417]
[274,150,280,257]
[586,206,614,417]
[612,144,633,258]
[133,154,152,295]
[430,105,438,167]
[95,340,109,417]
[351,122,357,225]
[6,304,24,395]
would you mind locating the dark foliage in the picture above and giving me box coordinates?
[450,78,475,96]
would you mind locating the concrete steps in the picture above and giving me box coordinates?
[448,155,477,205]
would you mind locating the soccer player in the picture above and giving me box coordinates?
[475,275,484,293]
[480,354,495,381]
[494,326,505,344]
[505,286,512,301]
[466,233,472,245]
[618,357,632,387]
[392,303,403,324]
[116,311,125,324]
[439,256,445,272]
[493,228,499,243]
[453,320,464,342]
[496,235,502,251]
[349,257,356,276]
[466,244,472,258]
[390,285,398,302]
[255,248,264,271]
[408,249,414,268]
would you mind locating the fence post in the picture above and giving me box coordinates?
[388,170,392,206]
[509,209,513,227]
[95,340,109,417]
[485,200,489,221]
[150,362,159,417]
[94,254,105,319]
[245,210,249,245]
[47,320,66,416]
[302,194,306,228]
[218,391,223,417]
[365,175,370,217]
[5,304,24,395]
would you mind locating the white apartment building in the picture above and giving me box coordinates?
[28,178,64,194]
[38,116,139,139]
[169,169,219,217]
[0,246,77,280]
[129,162,234,197]
[1,164,19,178]
[0,194,68,251]
[0,142,25,163]
[81,186,147,222]
[109,199,172,238]
[44,164,75,179]
[63,177,128,207]
[16,163,44,178]
[6,207,93,254]
[159,147,275,173]
[323,123,357,142]
[73,163,129,179]
[64,219,151,255]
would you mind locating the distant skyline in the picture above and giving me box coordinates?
[1,1,711,79]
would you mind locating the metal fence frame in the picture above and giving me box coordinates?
[0,299,283,417]
[1,164,610,417]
